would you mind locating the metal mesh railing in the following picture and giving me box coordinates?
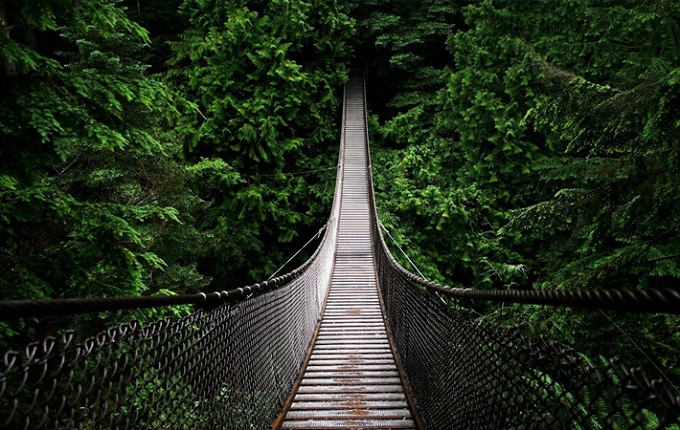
[0,85,348,430]
[358,85,680,428]
[2,278,313,429]
[1,227,337,430]
[374,246,680,429]
[0,224,338,430]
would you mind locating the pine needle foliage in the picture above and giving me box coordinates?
[367,0,680,382]
[169,0,354,283]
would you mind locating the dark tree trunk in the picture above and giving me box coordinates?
[0,1,17,77]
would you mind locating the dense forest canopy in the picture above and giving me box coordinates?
[0,0,678,383]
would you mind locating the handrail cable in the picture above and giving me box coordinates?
[390,261,680,313]
[368,168,680,312]
[4,241,677,318]
[0,224,330,321]
[369,171,680,313]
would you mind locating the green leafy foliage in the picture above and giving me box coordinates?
[1,0,678,396]
[170,0,354,283]
[367,0,680,384]
[0,0,355,326]
[0,1,211,342]
[349,0,460,114]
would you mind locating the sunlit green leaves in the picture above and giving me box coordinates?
[169,0,353,283]
[0,0,207,307]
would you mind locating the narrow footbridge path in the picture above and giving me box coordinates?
[1,74,679,430]
[276,78,416,429]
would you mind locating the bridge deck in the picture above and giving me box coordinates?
[278,78,416,429]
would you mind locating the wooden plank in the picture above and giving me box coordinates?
[277,76,417,429]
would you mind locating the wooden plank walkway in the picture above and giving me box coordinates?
[277,78,417,429]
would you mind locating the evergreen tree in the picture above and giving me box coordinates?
[0,0,208,305]
[170,0,354,284]
[370,0,680,379]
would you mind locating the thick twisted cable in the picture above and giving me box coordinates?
[360,74,680,315]
[0,272,302,320]
[0,225,328,320]
[389,256,680,314]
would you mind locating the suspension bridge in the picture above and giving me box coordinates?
[1,75,679,429]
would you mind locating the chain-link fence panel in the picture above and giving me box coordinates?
[1,264,325,430]
[374,242,680,429]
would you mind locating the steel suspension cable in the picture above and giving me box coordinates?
[0,268,299,320]
[267,224,327,281]
[389,259,680,313]
[378,220,428,280]
[372,200,680,313]
[370,181,680,313]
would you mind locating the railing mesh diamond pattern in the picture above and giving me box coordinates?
[1,255,335,430]
[374,254,680,428]
[369,177,680,430]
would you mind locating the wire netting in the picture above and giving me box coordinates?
[0,260,333,430]
[0,74,351,430]
[374,243,680,429]
[0,197,339,430]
